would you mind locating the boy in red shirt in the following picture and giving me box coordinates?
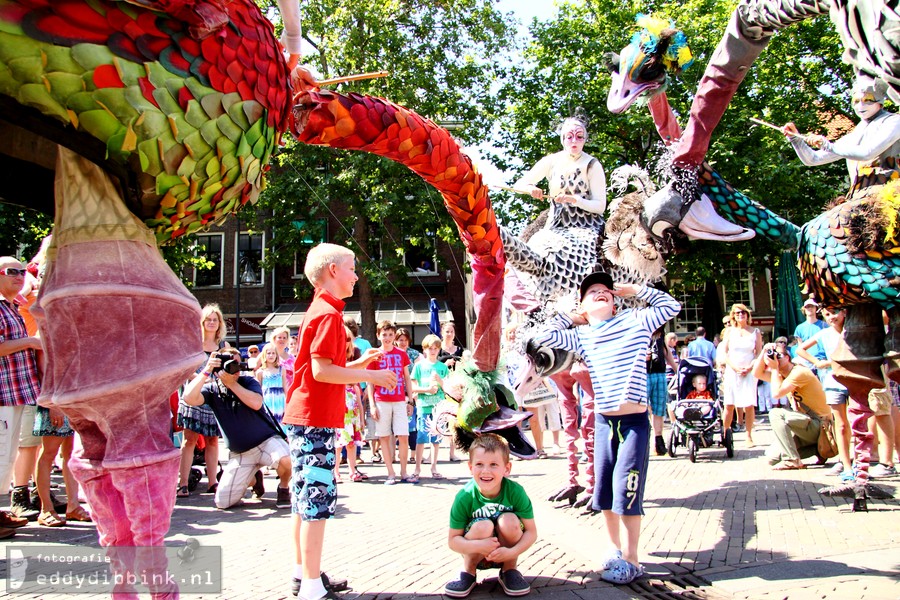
[367,320,415,484]
[284,243,397,600]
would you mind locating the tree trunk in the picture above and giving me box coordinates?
[352,214,377,343]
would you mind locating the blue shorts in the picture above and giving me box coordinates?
[416,410,441,444]
[593,412,650,516]
[647,372,668,417]
[825,388,848,406]
[287,425,336,521]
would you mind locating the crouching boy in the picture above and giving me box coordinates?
[445,434,536,598]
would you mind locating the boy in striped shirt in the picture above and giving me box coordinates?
[531,272,680,585]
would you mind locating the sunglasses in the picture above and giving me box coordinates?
[733,310,748,316]
[248,349,259,354]
[1,267,26,277]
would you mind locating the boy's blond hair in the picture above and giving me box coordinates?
[468,433,510,464]
[376,319,396,334]
[691,373,707,386]
[421,334,441,350]
[304,243,355,285]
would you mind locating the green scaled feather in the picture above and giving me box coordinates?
[456,363,501,432]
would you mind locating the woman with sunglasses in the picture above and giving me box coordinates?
[721,304,762,447]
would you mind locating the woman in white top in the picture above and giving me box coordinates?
[721,304,763,447]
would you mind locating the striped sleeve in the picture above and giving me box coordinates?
[530,313,583,356]
[636,286,681,331]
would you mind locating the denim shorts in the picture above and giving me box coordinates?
[287,425,336,521]
[824,388,848,406]
[416,410,441,445]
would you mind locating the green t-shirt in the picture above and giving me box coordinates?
[411,360,450,410]
[449,477,534,530]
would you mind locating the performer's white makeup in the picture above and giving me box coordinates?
[852,94,881,120]
[560,122,586,158]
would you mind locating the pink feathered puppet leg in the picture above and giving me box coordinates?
[35,148,204,597]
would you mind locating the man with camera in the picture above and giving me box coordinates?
[182,347,292,509]
[752,343,831,470]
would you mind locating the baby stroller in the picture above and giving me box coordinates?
[668,356,734,462]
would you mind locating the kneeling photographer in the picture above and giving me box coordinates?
[752,343,831,470]
[182,347,292,509]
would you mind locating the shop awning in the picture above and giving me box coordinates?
[260,300,454,330]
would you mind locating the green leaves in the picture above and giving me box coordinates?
[257,0,517,320]
[500,0,853,286]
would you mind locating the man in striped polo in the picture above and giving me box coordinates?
[531,272,680,585]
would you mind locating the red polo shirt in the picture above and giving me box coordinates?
[283,288,347,428]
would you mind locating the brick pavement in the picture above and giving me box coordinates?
[1,416,898,599]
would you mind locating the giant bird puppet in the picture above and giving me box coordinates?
[606,1,900,510]
[0,0,514,595]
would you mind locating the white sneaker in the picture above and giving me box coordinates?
[868,464,897,478]
[827,462,844,476]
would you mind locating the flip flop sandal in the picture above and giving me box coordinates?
[402,474,420,484]
[351,472,364,482]
[384,477,397,486]
[38,511,66,528]
[65,506,93,522]
[353,469,369,480]
[176,486,190,498]
[431,472,444,480]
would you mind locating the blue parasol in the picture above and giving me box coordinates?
[429,298,441,336]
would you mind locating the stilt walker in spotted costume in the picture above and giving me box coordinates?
[501,115,607,509]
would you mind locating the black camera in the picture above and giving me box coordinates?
[212,353,246,375]
[766,348,778,358]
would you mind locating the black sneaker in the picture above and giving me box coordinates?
[275,486,291,508]
[444,571,477,598]
[291,572,349,596]
[654,436,666,456]
[498,569,530,596]
[252,470,265,498]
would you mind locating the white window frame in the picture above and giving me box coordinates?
[668,279,703,334]
[235,230,265,287]
[722,261,754,310]
[404,232,438,276]
[292,219,328,278]
[193,232,224,288]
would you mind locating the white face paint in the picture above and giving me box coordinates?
[852,95,881,120]
[560,126,586,157]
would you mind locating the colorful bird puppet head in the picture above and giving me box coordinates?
[605,14,693,114]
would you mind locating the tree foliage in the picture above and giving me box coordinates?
[255,0,517,337]
[496,0,853,291]
[0,203,52,261]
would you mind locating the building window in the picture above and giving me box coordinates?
[292,219,328,278]
[405,232,437,275]
[670,282,703,334]
[722,261,753,309]
[236,231,264,286]
[194,233,224,288]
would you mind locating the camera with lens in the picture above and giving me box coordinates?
[765,347,778,358]
[212,353,246,375]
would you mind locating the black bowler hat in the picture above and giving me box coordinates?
[580,271,615,300]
